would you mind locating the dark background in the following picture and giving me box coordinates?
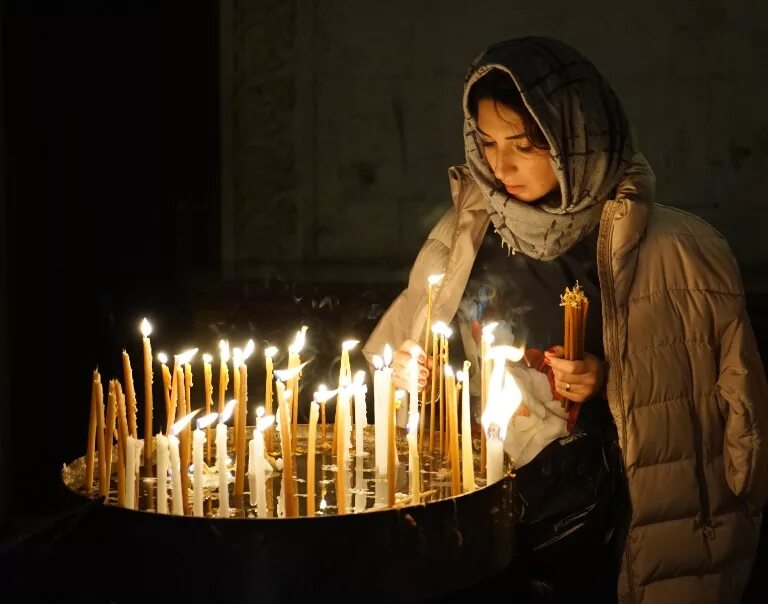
[1,2,767,601]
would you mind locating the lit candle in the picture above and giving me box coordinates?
[216,399,237,518]
[235,339,255,497]
[115,381,129,507]
[407,410,420,504]
[314,384,336,449]
[288,327,308,452]
[232,347,242,446]
[353,371,368,457]
[193,412,218,516]
[140,318,153,475]
[95,371,107,495]
[264,346,277,453]
[419,274,443,452]
[177,349,197,516]
[249,410,274,518]
[336,383,351,464]
[155,432,170,513]
[307,398,319,516]
[340,340,358,449]
[428,323,444,454]
[125,435,144,510]
[166,358,180,434]
[458,363,475,493]
[481,346,522,484]
[480,322,498,474]
[203,353,214,464]
[157,353,172,436]
[373,345,393,477]
[444,364,460,496]
[122,350,138,437]
[169,410,199,515]
[274,376,297,517]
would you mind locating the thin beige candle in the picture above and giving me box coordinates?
[115,381,129,507]
[479,323,497,473]
[157,353,172,427]
[166,360,179,434]
[336,386,348,514]
[235,360,248,497]
[85,369,100,493]
[264,346,277,453]
[95,371,107,495]
[102,381,117,498]
[218,340,230,414]
[140,319,154,476]
[232,348,242,454]
[307,399,319,516]
[445,365,460,496]
[438,334,446,457]
[288,326,307,452]
[275,379,296,517]
[203,353,213,465]
[122,350,138,437]
[387,384,397,507]
[428,325,439,454]
[419,275,443,453]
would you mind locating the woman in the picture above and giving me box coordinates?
[363,37,768,603]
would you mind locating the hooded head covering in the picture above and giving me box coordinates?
[463,37,635,260]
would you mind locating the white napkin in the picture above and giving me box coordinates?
[503,367,569,468]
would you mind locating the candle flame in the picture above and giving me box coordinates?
[342,339,359,351]
[409,344,422,359]
[319,499,327,510]
[353,370,366,386]
[383,344,393,367]
[314,385,337,403]
[372,355,383,370]
[264,346,278,359]
[257,415,275,432]
[196,412,218,430]
[456,370,465,383]
[171,409,200,436]
[428,273,445,286]
[432,321,448,336]
[157,352,168,364]
[273,361,308,383]
[178,348,198,365]
[481,364,522,440]
[140,318,152,337]
[219,340,230,363]
[490,345,525,363]
[243,338,256,360]
[482,322,499,337]
[219,399,237,424]
[407,411,420,434]
[444,364,454,378]
[232,347,243,368]
[203,353,213,364]
[256,406,265,418]
[288,325,309,355]
[395,389,406,401]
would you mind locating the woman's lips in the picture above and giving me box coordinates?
[505,184,524,194]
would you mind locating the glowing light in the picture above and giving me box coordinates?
[203,353,213,364]
[219,399,237,424]
[140,318,152,337]
[157,352,168,364]
[288,326,308,355]
[428,274,445,286]
[196,412,218,430]
[342,340,359,351]
[243,339,255,360]
[219,340,230,363]
[264,346,278,359]
[171,410,200,436]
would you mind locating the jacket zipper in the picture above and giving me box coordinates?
[596,201,636,604]
[688,400,715,540]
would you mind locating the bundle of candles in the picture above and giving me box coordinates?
[559,282,589,424]
[73,277,530,519]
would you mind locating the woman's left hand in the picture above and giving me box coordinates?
[544,346,605,403]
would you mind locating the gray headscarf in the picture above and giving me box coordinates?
[463,37,635,260]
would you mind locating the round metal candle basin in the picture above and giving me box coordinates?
[61,429,519,602]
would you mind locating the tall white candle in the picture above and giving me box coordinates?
[216,399,237,518]
[458,365,475,493]
[193,413,218,517]
[125,435,143,510]
[354,456,367,513]
[486,428,504,484]
[407,411,420,504]
[373,346,393,476]
[353,371,368,457]
[156,433,170,513]
[307,399,319,516]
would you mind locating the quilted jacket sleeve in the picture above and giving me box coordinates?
[718,295,768,511]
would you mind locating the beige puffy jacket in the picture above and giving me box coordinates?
[363,163,768,604]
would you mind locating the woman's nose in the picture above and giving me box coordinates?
[493,149,517,181]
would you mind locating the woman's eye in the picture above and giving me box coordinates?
[481,140,495,148]
[515,144,534,153]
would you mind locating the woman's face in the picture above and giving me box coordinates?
[476,98,559,203]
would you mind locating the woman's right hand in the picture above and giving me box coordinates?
[391,339,431,391]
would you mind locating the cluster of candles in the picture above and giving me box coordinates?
[82,275,527,518]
